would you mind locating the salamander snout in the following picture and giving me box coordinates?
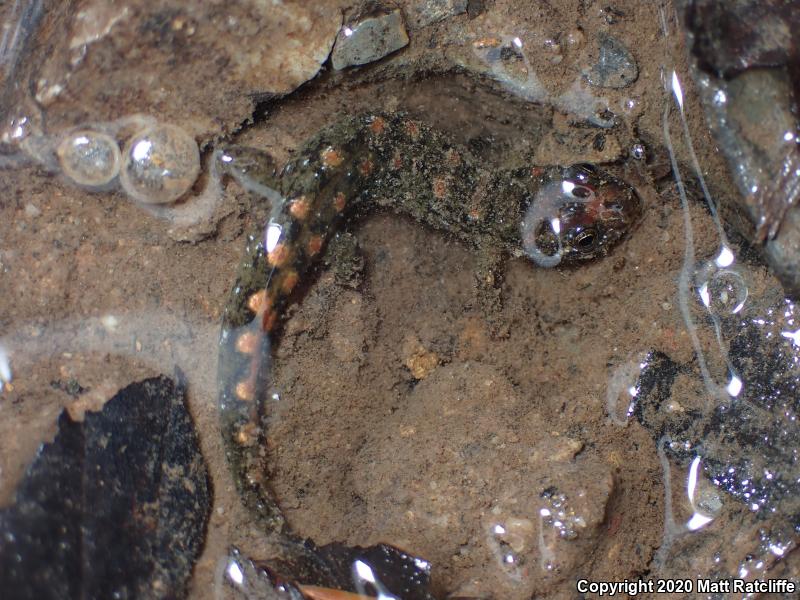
[520,164,642,267]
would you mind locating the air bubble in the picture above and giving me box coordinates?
[606,356,646,425]
[120,124,200,204]
[631,143,645,160]
[57,130,121,188]
[698,269,748,316]
[487,516,535,581]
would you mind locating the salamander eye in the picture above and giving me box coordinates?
[571,185,592,198]
[574,229,599,253]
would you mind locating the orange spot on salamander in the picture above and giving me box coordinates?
[404,120,420,139]
[321,146,344,168]
[235,380,255,402]
[289,196,311,220]
[262,310,277,332]
[359,158,374,176]
[369,115,386,135]
[432,177,448,199]
[307,235,324,256]
[247,289,269,313]
[281,270,299,294]
[235,331,260,354]
[473,36,501,49]
[333,191,346,212]
[530,166,546,178]
[267,243,292,267]
[235,422,258,446]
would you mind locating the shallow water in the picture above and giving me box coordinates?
[1,1,799,598]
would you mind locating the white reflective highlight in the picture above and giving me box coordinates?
[131,139,152,162]
[686,456,701,502]
[354,559,376,583]
[781,328,800,346]
[726,374,742,397]
[686,512,713,531]
[512,36,522,48]
[265,222,283,252]
[684,456,720,531]
[715,245,735,268]
[352,559,399,600]
[101,314,119,332]
[0,343,11,391]
[226,560,244,585]
[671,71,684,109]
[699,282,710,308]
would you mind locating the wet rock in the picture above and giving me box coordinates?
[686,1,800,295]
[584,33,638,89]
[0,0,342,143]
[331,4,409,70]
[407,0,468,28]
[687,0,799,79]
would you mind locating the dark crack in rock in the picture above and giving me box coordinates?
[0,375,211,600]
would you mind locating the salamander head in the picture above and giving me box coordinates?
[521,164,642,267]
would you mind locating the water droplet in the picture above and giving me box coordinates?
[57,130,121,188]
[487,515,534,581]
[606,356,645,425]
[120,123,200,204]
[698,269,748,316]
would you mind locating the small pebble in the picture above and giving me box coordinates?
[584,33,638,89]
[331,6,409,70]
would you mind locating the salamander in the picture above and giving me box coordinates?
[216,112,642,531]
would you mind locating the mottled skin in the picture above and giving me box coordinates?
[216,113,642,532]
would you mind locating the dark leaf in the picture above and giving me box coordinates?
[0,375,211,600]
[223,541,440,599]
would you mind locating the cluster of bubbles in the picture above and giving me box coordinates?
[539,489,587,542]
[486,490,589,581]
[10,114,201,206]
